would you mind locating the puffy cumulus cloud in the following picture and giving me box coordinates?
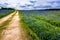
[0,0,60,10]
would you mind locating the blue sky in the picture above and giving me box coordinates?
[0,0,60,10]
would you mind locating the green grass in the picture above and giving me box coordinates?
[0,13,15,30]
[0,11,15,38]
[0,10,14,19]
[19,10,60,40]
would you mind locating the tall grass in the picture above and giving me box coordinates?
[19,10,60,40]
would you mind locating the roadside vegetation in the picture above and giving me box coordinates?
[0,10,60,40]
[19,10,60,40]
[0,10,14,19]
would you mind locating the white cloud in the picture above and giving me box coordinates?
[0,0,60,10]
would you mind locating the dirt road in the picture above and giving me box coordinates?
[0,11,32,40]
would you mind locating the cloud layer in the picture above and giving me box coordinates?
[0,0,60,10]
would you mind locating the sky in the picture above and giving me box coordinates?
[0,0,60,10]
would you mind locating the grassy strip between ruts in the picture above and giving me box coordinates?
[0,11,16,38]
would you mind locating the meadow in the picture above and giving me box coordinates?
[0,10,14,18]
[19,10,60,40]
[0,10,60,40]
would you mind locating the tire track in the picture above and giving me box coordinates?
[0,11,32,40]
[0,11,16,29]
[0,11,16,39]
[0,11,16,25]
[1,11,20,40]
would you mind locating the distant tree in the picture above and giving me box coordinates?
[0,7,15,10]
